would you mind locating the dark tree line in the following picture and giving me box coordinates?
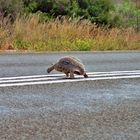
[0,0,139,28]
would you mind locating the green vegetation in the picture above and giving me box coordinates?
[115,0,140,28]
[0,0,140,51]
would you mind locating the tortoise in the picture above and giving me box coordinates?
[47,56,88,78]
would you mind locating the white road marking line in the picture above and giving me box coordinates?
[0,72,140,84]
[0,73,140,87]
[0,70,140,80]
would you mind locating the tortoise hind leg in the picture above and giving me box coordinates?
[65,72,69,78]
[47,64,55,73]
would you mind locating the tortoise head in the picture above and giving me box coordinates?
[83,73,88,78]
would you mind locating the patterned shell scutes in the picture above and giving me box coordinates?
[58,56,85,74]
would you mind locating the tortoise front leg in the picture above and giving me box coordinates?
[70,71,74,79]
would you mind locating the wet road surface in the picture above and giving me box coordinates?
[0,52,140,140]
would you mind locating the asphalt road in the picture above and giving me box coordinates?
[0,51,140,77]
[0,52,140,140]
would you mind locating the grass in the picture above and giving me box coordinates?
[0,14,140,51]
